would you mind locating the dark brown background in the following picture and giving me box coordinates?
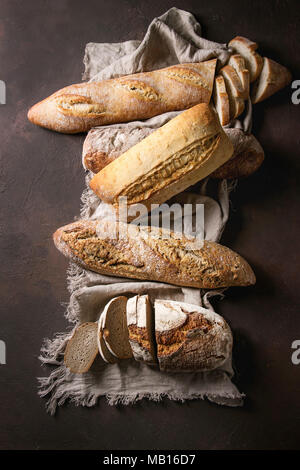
[0,0,300,450]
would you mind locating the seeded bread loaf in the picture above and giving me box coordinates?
[154,300,233,372]
[53,218,255,289]
[27,60,217,133]
[126,295,157,364]
[89,104,234,213]
[64,322,99,373]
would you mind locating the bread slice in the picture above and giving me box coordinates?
[127,295,157,364]
[101,296,133,359]
[64,322,98,374]
[251,57,292,104]
[213,75,230,126]
[220,65,245,98]
[228,54,250,98]
[155,300,233,372]
[229,36,263,82]
[220,66,245,120]
[97,312,117,363]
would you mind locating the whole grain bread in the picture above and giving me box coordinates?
[64,322,99,374]
[89,104,234,214]
[154,299,233,372]
[27,60,217,133]
[126,295,157,364]
[53,218,256,289]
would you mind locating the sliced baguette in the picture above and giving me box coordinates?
[213,75,230,126]
[251,57,292,104]
[220,66,245,120]
[127,295,157,364]
[64,322,98,374]
[220,65,245,98]
[229,36,263,82]
[101,296,133,359]
[228,54,250,98]
[155,300,233,372]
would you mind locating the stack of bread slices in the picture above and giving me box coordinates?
[213,36,292,125]
[64,295,233,375]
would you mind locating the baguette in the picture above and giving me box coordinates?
[27,60,217,133]
[228,36,263,82]
[213,75,230,126]
[89,104,234,213]
[211,128,264,179]
[154,300,232,372]
[251,57,292,104]
[228,54,250,98]
[53,219,256,289]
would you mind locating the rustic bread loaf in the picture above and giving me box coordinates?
[53,218,255,289]
[154,299,232,372]
[27,60,217,133]
[126,295,157,364]
[64,322,99,373]
[213,75,230,126]
[89,104,234,213]
[100,296,132,359]
[211,128,265,179]
[228,36,263,82]
[251,57,292,104]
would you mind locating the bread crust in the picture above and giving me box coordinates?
[28,60,217,133]
[53,219,256,289]
[89,104,234,212]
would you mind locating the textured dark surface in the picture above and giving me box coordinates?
[0,0,300,450]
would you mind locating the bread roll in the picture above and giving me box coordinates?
[27,60,217,133]
[53,219,256,289]
[89,104,234,213]
[154,300,232,372]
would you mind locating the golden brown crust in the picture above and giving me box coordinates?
[53,219,256,289]
[27,60,217,133]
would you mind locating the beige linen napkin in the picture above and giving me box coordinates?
[39,7,247,414]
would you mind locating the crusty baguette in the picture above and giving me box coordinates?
[228,54,250,98]
[251,57,292,104]
[211,128,265,179]
[53,219,256,289]
[154,300,232,372]
[228,36,263,82]
[64,322,99,373]
[89,104,234,213]
[213,75,230,126]
[219,66,245,120]
[27,60,217,133]
[126,295,157,364]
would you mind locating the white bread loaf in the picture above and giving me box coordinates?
[154,300,233,372]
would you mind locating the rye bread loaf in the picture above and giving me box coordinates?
[126,295,157,364]
[154,299,233,372]
[53,218,256,289]
[89,104,234,213]
[64,322,99,374]
[27,60,217,133]
[100,296,132,359]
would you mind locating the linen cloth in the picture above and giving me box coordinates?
[39,7,249,414]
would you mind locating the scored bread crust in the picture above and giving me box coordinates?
[251,57,292,104]
[27,60,217,134]
[213,75,230,126]
[211,128,265,179]
[89,104,234,212]
[126,295,157,365]
[154,300,233,372]
[53,218,256,289]
[64,322,99,374]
